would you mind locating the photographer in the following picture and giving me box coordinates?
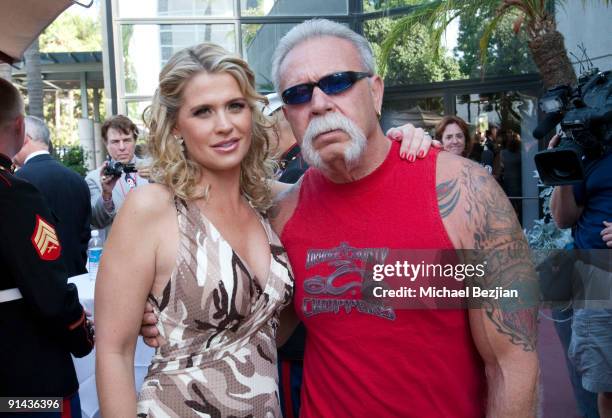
[85,115,148,236]
[549,133,612,417]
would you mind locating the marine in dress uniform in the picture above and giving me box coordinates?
[0,153,94,417]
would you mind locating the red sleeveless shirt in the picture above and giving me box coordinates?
[281,142,486,417]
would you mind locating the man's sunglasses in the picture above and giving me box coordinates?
[281,71,371,105]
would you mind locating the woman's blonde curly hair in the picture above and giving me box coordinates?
[144,42,276,212]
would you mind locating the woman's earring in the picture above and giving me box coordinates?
[174,134,185,153]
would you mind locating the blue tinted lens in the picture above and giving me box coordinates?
[319,72,353,95]
[282,84,313,105]
[281,72,369,105]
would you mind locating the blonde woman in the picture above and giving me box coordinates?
[95,43,294,417]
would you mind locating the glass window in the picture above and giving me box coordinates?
[125,101,151,127]
[241,23,297,91]
[362,0,417,13]
[242,22,352,91]
[117,0,234,18]
[380,97,444,134]
[121,24,236,96]
[240,0,347,17]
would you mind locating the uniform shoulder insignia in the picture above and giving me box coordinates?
[30,215,62,260]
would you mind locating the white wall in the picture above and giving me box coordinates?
[556,2,612,75]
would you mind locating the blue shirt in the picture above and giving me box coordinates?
[573,152,612,249]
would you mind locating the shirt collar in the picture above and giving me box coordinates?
[24,150,50,164]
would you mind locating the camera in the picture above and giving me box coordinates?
[533,68,612,186]
[103,158,137,178]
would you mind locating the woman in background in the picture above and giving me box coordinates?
[434,115,472,157]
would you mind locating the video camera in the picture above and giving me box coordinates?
[533,68,612,186]
[103,157,137,178]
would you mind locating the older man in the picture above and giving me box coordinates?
[268,20,539,417]
[143,20,539,417]
[85,115,148,237]
[0,78,94,417]
[13,116,91,276]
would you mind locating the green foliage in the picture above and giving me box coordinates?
[42,88,106,148]
[57,146,88,177]
[39,11,101,52]
[364,17,462,85]
[456,8,537,78]
[526,184,572,249]
[380,0,609,81]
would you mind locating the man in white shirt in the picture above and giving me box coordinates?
[85,115,148,237]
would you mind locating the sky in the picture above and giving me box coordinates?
[443,17,459,56]
[68,0,101,19]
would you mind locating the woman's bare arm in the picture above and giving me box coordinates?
[95,185,174,417]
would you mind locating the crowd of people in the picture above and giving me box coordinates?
[0,16,610,418]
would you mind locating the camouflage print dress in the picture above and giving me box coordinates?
[137,198,293,418]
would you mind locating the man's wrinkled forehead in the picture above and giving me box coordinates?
[278,36,364,91]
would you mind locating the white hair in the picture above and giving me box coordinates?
[271,19,376,93]
[25,115,51,146]
[301,112,367,170]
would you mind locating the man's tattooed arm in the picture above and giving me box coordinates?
[437,159,538,350]
[436,178,461,219]
[436,154,539,417]
[267,179,302,236]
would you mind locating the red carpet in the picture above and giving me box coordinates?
[539,311,582,418]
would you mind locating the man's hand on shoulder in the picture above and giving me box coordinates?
[140,301,162,348]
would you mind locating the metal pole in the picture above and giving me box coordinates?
[80,72,89,118]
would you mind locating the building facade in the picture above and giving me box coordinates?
[101,0,612,229]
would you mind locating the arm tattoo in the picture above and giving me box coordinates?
[267,183,295,221]
[267,181,301,231]
[436,179,461,218]
[458,161,538,352]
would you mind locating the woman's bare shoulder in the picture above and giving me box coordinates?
[120,183,176,220]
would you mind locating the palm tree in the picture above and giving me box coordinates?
[380,0,610,88]
[25,38,44,119]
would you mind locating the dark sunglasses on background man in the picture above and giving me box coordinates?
[281,71,371,105]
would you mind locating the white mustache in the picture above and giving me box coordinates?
[304,113,351,141]
[301,113,367,169]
